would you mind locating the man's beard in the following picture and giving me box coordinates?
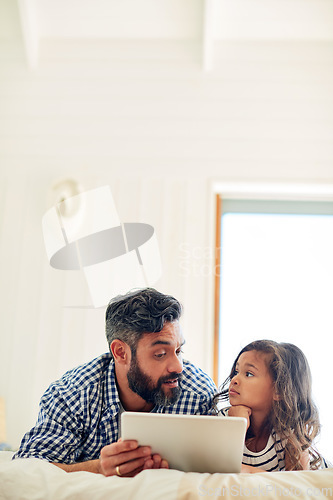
[127,356,182,407]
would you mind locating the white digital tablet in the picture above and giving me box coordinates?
[121,412,247,473]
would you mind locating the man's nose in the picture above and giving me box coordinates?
[168,353,183,374]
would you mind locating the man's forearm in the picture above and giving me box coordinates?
[52,459,101,474]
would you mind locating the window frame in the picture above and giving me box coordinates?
[212,181,333,384]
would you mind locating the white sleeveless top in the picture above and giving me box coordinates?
[219,407,285,471]
[242,431,285,471]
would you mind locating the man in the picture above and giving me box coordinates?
[13,288,217,476]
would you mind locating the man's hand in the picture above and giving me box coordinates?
[52,439,169,476]
[228,405,252,430]
[100,439,169,477]
[143,453,169,471]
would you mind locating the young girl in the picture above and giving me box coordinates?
[215,340,325,472]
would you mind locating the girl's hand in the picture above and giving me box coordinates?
[228,405,252,430]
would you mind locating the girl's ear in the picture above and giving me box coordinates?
[273,387,281,401]
[110,339,131,365]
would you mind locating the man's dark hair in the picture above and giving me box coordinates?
[105,288,182,357]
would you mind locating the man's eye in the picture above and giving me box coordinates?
[154,352,166,358]
[176,349,184,356]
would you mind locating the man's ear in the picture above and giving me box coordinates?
[110,339,131,365]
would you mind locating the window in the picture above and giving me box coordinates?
[215,196,333,462]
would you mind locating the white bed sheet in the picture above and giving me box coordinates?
[0,452,183,500]
[1,451,333,500]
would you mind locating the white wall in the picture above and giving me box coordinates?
[1,24,332,447]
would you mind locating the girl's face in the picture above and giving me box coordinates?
[229,350,278,415]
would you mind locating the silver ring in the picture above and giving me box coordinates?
[115,465,122,477]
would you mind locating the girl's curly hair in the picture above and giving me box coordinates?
[214,340,322,470]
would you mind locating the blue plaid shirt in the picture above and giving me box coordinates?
[13,354,217,463]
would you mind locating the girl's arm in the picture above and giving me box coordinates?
[242,450,310,473]
[299,450,310,469]
[285,449,310,471]
[241,464,266,473]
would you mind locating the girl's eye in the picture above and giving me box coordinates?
[232,370,238,377]
[246,371,254,377]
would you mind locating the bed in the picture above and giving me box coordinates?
[1,451,332,500]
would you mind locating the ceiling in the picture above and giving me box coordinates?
[1,0,333,70]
